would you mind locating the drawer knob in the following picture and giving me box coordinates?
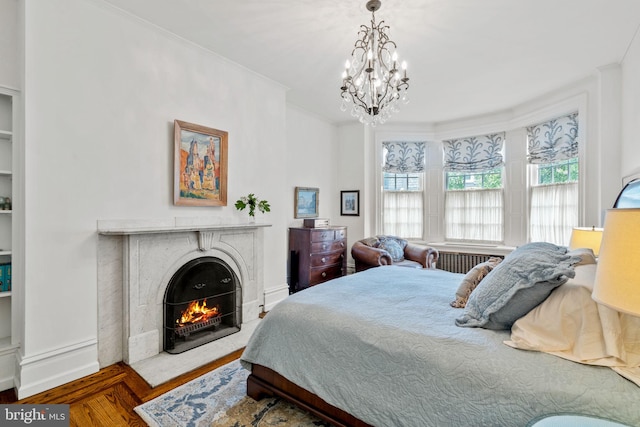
[321,257,326,263]
[322,272,327,277]
[322,244,328,250]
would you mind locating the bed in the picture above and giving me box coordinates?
[240,245,640,426]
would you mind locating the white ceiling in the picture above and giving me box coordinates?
[103,0,640,125]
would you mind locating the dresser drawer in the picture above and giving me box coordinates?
[309,265,343,285]
[310,251,344,267]
[311,239,346,254]
[310,229,336,242]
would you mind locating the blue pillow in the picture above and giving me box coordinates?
[455,242,581,330]
[377,236,405,262]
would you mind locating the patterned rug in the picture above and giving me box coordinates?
[134,359,332,427]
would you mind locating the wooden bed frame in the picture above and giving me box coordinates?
[247,364,373,427]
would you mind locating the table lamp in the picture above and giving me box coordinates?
[592,208,640,316]
[569,226,604,256]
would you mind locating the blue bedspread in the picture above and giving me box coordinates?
[241,267,640,427]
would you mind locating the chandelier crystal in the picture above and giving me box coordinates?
[340,0,410,126]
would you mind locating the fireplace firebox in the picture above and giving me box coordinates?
[164,257,241,354]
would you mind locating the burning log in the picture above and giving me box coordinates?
[174,299,221,337]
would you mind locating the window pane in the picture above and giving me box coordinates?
[447,174,464,190]
[446,168,503,190]
[535,158,578,186]
[384,172,422,191]
[538,166,552,184]
[569,161,579,181]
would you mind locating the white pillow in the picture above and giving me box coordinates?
[505,263,640,385]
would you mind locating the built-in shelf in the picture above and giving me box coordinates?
[0,336,18,353]
[0,89,16,385]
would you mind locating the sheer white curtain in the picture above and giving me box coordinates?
[445,189,504,242]
[383,191,423,238]
[530,183,578,245]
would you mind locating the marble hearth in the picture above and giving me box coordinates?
[97,218,269,385]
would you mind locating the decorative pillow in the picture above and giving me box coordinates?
[567,247,597,266]
[455,242,582,330]
[377,237,405,262]
[450,257,502,308]
[360,237,380,248]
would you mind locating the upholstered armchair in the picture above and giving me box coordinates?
[351,235,439,272]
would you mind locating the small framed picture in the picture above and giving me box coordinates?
[340,190,360,216]
[295,187,319,218]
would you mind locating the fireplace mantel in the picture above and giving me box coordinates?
[97,218,269,381]
[98,221,271,235]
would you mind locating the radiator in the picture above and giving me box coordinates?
[436,252,502,274]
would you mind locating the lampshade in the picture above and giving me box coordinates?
[592,208,640,317]
[569,226,604,256]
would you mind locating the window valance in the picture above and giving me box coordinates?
[443,133,505,173]
[527,112,578,164]
[382,141,426,174]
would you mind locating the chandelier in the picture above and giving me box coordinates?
[340,0,410,126]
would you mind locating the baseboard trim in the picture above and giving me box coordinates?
[15,339,99,399]
[263,283,289,312]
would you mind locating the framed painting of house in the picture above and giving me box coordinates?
[295,187,319,218]
[340,190,359,216]
[174,120,228,206]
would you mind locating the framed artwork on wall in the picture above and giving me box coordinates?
[340,190,360,216]
[295,187,319,218]
[174,119,228,206]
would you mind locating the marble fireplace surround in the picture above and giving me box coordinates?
[97,219,269,386]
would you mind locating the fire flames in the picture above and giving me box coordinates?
[176,299,220,326]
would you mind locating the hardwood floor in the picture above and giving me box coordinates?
[0,348,244,427]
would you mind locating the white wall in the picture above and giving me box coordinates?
[621,25,640,177]
[285,105,340,225]
[336,123,365,266]
[18,0,304,397]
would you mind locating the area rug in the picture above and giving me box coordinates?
[134,359,332,427]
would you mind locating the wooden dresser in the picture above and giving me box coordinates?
[288,226,347,293]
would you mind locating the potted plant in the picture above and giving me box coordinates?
[235,193,271,218]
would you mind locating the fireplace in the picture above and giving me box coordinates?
[164,256,242,354]
[97,221,271,372]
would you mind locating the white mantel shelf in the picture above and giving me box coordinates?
[98,222,271,236]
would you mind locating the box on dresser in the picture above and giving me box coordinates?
[303,218,329,228]
[288,226,347,293]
